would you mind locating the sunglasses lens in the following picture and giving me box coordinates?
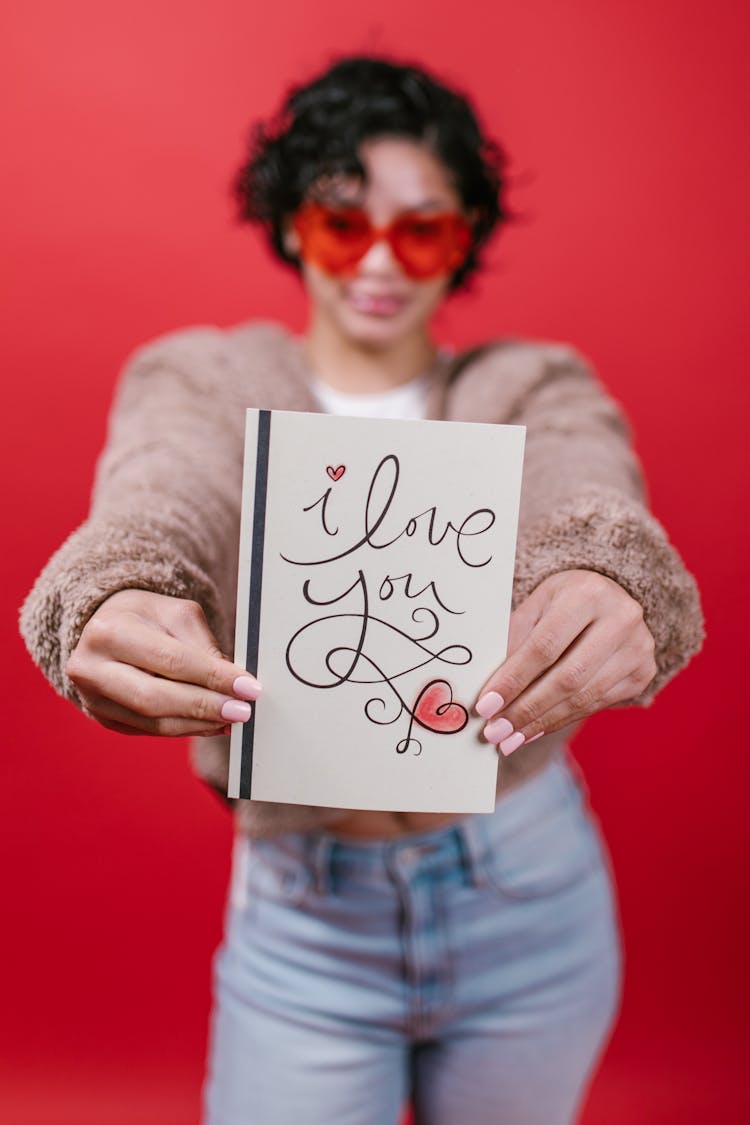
[293,205,472,280]
[294,205,374,274]
[390,214,472,279]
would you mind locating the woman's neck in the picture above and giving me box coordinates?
[301,319,439,394]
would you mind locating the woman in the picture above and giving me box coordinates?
[20,55,704,1124]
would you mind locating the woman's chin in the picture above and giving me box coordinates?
[337,304,417,349]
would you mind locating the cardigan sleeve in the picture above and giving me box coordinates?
[19,327,246,707]
[503,343,704,705]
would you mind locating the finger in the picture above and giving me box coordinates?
[154,598,227,654]
[506,588,546,658]
[82,614,260,699]
[473,586,549,722]
[476,597,594,717]
[488,619,618,737]
[515,672,632,743]
[84,693,233,738]
[74,660,253,728]
[490,639,653,750]
[525,631,657,739]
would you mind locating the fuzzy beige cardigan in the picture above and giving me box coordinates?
[20,321,704,835]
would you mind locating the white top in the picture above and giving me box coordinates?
[309,372,431,420]
[308,348,454,420]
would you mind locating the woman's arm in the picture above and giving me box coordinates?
[473,344,705,747]
[19,326,259,732]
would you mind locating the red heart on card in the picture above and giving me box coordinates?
[413,680,468,735]
[326,465,346,481]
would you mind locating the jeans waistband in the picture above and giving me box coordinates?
[254,748,586,895]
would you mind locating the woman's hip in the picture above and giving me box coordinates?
[219,748,622,1038]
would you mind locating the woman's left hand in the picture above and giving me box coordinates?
[475,569,658,755]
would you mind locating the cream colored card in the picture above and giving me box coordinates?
[228,409,525,813]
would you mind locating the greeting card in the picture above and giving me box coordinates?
[228,409,525,813]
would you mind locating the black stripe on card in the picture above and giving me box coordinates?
[240,409,271,800]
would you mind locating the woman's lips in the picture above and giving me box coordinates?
[347,290,408,317]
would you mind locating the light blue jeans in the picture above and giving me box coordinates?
[203,752,622,1124]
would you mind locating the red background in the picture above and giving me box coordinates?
[3,2,748,1122]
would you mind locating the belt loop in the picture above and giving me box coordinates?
[308,834,335,896]
[456,815,490,887]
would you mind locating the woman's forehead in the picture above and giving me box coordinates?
[308,138,461,213]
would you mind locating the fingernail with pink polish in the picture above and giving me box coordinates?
[483,716,514,744]
[221,699,252,722]
[475,691,505,719]
[499,731,526,756]
[525,731,545,745]
[233,675,261,700]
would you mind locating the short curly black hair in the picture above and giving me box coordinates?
[232,54,513,292]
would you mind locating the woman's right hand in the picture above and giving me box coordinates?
[66,589,260,738]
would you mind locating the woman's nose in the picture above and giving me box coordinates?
[357,233,402,276]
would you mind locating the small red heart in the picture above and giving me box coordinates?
[326,465,346,481]
[413,680,468,735]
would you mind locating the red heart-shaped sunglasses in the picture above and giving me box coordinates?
[292,203,473,281]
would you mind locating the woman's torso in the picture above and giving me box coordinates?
[303,340,566,840]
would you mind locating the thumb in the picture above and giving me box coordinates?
[157,598,229,660]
